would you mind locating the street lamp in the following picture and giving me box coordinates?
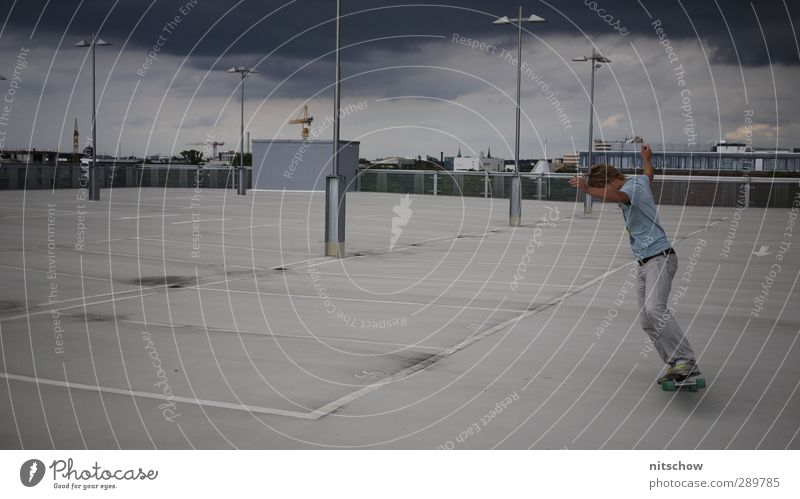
[227,65,258,195]
[494,7,546,226]
[325,0,346,257]
[572,48,611,214]
[75,34,112,201]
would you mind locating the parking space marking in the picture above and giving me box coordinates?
[0,372,316,419]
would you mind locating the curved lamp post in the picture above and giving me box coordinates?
[494,7,546,226]
[228,65,258,195]
[75,34,112,201]
[572,48,611,214]
[325,0,346,257]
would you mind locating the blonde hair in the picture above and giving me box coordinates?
[586,164,625,188]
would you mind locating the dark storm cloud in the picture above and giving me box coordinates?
[3,0,798,66]
[2,0,798,157]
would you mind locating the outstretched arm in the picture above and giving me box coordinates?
[641,144,654,182]
[569,176,630,203]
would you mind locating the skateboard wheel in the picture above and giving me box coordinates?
[695,378,706,389]
[661,380,676,391]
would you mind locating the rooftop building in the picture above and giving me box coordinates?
[580,142,800,173]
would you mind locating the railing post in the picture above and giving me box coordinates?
[433,171,438,196]
[484,170,489,198]
[744,175,750,208]
[325,175,346,257]
[454,173,463,196]
[414,171,424,194]
[509,174,521,226]
[494,174,504,198]
[537,173,543,200]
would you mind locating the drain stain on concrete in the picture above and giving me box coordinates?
[128,275,197,289]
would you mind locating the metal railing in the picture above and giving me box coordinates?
[0,163,251,190]
[356,170,800,208]
[3,162,798,208]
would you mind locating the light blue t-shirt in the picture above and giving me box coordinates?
[618,175,671,260]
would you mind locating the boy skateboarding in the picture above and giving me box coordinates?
[569,145,700,385]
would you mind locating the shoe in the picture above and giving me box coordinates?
[657,363,701,384]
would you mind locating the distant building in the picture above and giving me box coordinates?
[454,156,503,172]
[72,119,80,162]
[712,140,749,153]
[580,142,800,172]
[531,159,554,174]
[593,139,611,152]
[370,157,415,168]
[219,150,237,163]
[503,159,537,172]
[1,149,72,164]
[453,150,505,172]
[562,153,580,168]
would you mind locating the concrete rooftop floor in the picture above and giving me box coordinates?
[0,188,798,449]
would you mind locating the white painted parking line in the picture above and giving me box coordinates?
[0,264,111,283]
[0,254,335,322]
[313,271,579,288]
[135,237,285,254]
[200,287,553,314]
[84,238,126,244]
[306,218,730,419]
[0,291,162,322]
[171,218,229,225]
[121,319,446,352]
[0,372,315,420]
[115,214,181,220]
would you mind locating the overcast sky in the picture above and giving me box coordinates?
[0,0,798,159]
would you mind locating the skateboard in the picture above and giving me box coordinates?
[660,375,706,392]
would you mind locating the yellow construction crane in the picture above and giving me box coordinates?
[288,105,313,140]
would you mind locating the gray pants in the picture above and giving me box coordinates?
[636,253,696,365]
